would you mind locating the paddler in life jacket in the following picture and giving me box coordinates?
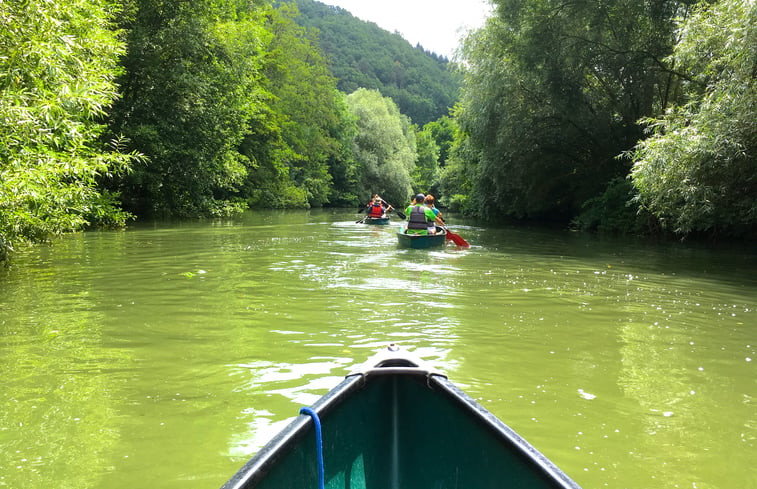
[404,193,444,235]
[365,195,392,218]
[423,194,443,234]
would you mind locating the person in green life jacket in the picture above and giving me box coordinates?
[404,193,444,235]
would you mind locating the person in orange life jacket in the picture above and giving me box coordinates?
[404,194,443,235]
[365,195,392,218]
[423,194,442,234]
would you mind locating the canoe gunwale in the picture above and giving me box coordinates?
[220,346,582,489]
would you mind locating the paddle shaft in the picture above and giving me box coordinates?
[379,198,405,219]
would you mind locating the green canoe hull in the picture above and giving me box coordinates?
[363,217,390,225]
[222,347,581,489]
[396,227,446,249]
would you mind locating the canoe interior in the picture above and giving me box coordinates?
[396,227,446,249]
[224,372,579,489]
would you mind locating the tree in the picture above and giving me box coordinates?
[424,116,457,167]
[346,89,416,206]
[412,126,441,196]
[0,0,141,262]
[438,120,480,215]
[454,0,690,221]
[260,4,346,207]
[631,0,757,237]
[322,94,360,207]
[415,115,459,203]
[109,0,267,217]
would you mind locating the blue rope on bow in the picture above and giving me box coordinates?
[299,407,325,489]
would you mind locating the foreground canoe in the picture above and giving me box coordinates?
[363,216,390,225]
[221,346,582,489]
[396,226,447,249]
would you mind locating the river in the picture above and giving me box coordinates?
[0,209,754,489]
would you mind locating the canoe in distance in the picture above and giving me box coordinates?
[363,216,390,225]
[396,226,447,249]
[221,345,582,489]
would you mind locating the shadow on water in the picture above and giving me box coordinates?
[455,217,756,287]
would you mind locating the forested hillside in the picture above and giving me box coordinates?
[287,0,461,126]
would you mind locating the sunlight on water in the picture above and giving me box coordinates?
[0,209,754,489]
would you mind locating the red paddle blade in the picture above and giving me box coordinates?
[445,230,470,247]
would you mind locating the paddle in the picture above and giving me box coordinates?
[377,197,405,219]
[445,228,470,247]
[438,217,470,247]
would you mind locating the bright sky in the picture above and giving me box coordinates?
[317,0,493,58]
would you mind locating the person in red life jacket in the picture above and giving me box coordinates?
[365,195,392,218]
[404,193,443,235]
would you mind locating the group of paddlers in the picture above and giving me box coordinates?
[363,193,445,236]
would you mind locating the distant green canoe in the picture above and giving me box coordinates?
[221,346,582,489]
[396,226,446,249]
[363,216,390,225]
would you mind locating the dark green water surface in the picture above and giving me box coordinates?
[1,209,754,489]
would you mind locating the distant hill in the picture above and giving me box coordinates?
[282,0,461,126]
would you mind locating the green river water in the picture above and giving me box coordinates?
[0,209,754,489]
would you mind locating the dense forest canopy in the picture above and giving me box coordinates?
[109,0,268,218]
[450,0,755,237]
[630,0,757,236]
[0,0,143,262]
[454,0,688,221]
[1,0,755,262]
